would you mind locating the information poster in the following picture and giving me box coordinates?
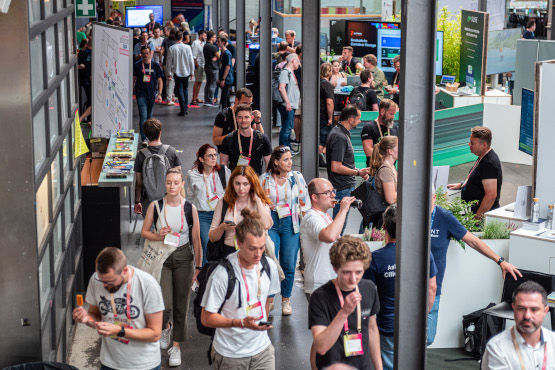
[486,28,521,75]
[519,88,534,155]
[92,23,133,138]
[459,9,489,95]
[171,0,204,31]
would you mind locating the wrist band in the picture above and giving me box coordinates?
[240,319,244,328]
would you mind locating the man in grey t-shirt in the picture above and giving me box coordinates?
[73,247,164,370]
[277,53,301,149]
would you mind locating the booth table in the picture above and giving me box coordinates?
[436,87,512,108]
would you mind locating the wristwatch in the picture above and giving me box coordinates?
[496,257,505,265]
[195,266,202,270]
[117,325,126,338]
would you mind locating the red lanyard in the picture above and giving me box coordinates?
[238,130,254,158]
[241,265,261,305]
[463,149,491,188]
[511,327,548,370]
[163,198,185,233]
[110,270,133,320]
[203,170,217,196]
[142,61,151,75]
[273,176,288,205]
[333,279,361,333]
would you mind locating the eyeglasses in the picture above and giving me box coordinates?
[204,153,217,159]
[315,189,336,197]
[94,274,121,286]
[278,146,291,153]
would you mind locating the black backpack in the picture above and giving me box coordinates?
[349,87,367,110]
[462,303,504,359]
[206,200,237,262]
[152,199,194,237]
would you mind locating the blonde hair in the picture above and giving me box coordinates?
[370,136,398,176]
[320,62,332,79]
[166,168,185,197]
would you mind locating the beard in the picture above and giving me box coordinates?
[384,119,394,129]
[105,283,124,293]
[516,319,540,334]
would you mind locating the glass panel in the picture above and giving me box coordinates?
[39,243,52,314]
[28,0,41,25]
[56,0,65,12]
[69,66,76,108]
[64,188,72,236]
[58,21,66,67]
[30,33,44,101]
[73,168,79,212]
[48,92,59,145]
[51,152,61,208]
[59,78,68,123]
[44,0,54,18]
[66,305,72,345]
[33,107,46,173]
[41,308,53,358]
[62,134,70,176]
[53,214,63,272]
[46,27,56,81]
[36,176,50,245]
[55,279,65,336]
[67,15,75,56]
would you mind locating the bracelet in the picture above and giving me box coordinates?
[240,319,244,328]
[356,169,360,176]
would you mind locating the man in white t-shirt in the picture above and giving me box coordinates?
[73,247,164,370]
[201,211,280,370]
[149,26,165,66]
[301,177,356,370]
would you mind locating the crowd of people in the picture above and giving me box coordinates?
[71,15,553,370]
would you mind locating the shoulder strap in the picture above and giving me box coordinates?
[184,201,193,233]
[260,255,271,280]
[221,199,228,220]
[217,167,226,189]
[140,147,153,158]
[220,259,242,309]
[159,144,170,156]
[152,199,164,230]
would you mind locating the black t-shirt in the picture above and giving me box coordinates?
[203,42,219,71]
[341,58,359,74]
[214,108,261,151]
[360,121,399,166]
[309,279,380,370]
[133,144,181,173]
[320,79,335,122]
[77,48,92,85]
[349,86,379,111]
[461,149,502,213]
[133,60,163,100]
[326,124,356,190]
[226,42,236,59]
[161,37,176,66]
[221,130,272,175]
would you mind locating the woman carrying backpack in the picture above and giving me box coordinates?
[185,144,230,266]
[259,146,310,316]
[141,168,202,367]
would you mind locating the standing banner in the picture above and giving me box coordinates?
[171,0,205,31]
[91,23,133,138]
[459,9,489,95]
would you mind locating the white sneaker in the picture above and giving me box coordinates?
[167,100,175,106]
[159,322,172,349]
[168,346,182,367]
[282,299,292,316]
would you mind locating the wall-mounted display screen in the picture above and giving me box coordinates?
[125,6,163,28]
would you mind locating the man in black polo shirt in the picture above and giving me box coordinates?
[203,31,219,107]
[361,99,399,167]
[326,105,370,229]
[212,88,263,152]
[220,104,272,175]
[447,126,503,219]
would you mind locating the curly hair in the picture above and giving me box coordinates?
[224,165,272,208]
[329,236,372,270]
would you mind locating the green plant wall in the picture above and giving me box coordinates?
[437,7,462,80]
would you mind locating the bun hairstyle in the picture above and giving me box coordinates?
[235,209,266,243]
[369,135,398,176]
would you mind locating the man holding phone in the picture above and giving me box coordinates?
[201,209,280,369]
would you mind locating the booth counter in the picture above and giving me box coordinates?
[437,87,512,108]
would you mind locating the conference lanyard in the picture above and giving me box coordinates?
[241,265,262,305]
[431,206,437,228]
[511,327,548,370]
[163,198,185,233]
[142,61,151,76]
[377,124,390,139]
[462,148,491,188]
[274,177,289,205]
[333,280,361,334]
[237,130,254,158]
[203,170,218,198]
[110,270,133,321]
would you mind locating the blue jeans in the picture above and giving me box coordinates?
[136,95,154,141]
[175,75,190,114]
[101,365,160,370]
[277,104,295,147]
[332,186,354,235]
[380,334,395,370]
[198,211,214,266]
[269,211,300,298]
[427,295,441,346]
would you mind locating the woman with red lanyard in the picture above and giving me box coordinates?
[260,145,310,316]
[186,144,230,266]
[141,168,202,367]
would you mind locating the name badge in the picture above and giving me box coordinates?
[164,232,180,247]
[343,333,364,357]
[143,74,151,83]
[110,319,133,345]
[207,195,219,211]
[237,155,251,166]
[245,301,264,320]
[277,204,292,219]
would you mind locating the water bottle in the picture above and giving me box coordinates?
[548,204,554,229]
[531,198,540,223]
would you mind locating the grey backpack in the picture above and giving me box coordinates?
[141,145,171,204]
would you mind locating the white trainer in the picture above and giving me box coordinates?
[168,345,182,367]
[159,322,172,350]
[282,299,292,316]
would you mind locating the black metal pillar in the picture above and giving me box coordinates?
[212,0,219,31]
[394,0,437,368]
[220,0,229,32]
[236,0,246,88]
[259,0,272,139]
[301,0,320,181]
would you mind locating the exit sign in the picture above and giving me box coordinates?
[75,0,96,18]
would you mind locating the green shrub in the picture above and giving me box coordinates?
[482,221,512,240]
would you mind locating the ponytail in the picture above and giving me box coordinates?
[369,136,398,176]
[235,209,265,242]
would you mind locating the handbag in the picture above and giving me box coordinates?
[206,200,233,262]
[351,171,388,224]
[137,201,177,283]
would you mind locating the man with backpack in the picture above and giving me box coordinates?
[134,118,182,216]
[199,209,280,369]
[360,99,399,167]
[276,53,301,149]
[348,69,379,112]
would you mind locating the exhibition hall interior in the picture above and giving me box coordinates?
[1,0,555,369]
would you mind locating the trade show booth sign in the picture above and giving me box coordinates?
[459,9,489,95]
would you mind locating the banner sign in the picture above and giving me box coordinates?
[171,0,205,31]
[459,9,489,95]
[519,88,534,155]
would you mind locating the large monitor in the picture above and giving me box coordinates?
[125,5,163,28]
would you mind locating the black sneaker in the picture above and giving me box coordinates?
[177,111,185,116]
